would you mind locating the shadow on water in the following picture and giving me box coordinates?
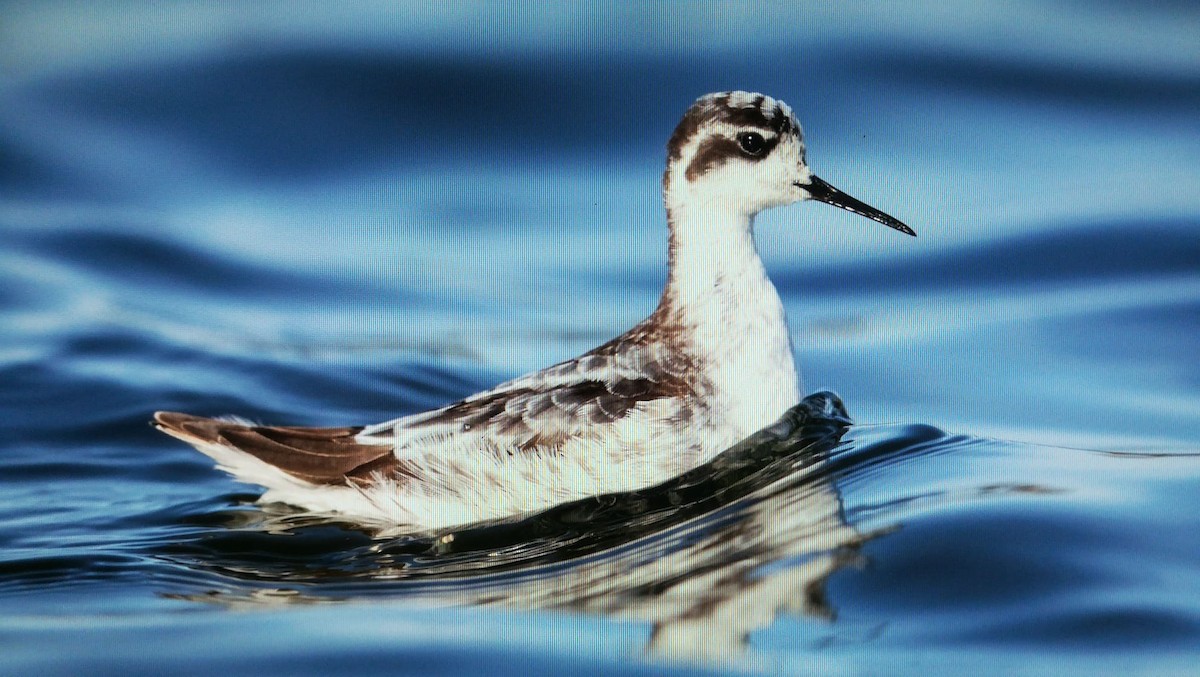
[151,391,928,660]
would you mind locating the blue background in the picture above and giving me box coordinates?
[2,3,1199,675]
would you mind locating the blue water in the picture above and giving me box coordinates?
[3,3,1200,675]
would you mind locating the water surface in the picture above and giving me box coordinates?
[2,3,1199,675]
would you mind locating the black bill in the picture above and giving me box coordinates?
[799,175,916,236]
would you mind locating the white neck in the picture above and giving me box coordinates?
[660,192,803,442]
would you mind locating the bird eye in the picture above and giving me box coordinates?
[737,132,767,156]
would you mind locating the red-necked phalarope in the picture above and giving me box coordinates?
[154,91,914,532]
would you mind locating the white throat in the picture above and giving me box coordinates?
[663,192,803,441]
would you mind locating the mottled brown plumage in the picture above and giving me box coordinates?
[355,314,704,454]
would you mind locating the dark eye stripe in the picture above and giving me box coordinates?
[684,133,781,181]
[667,95,798,161]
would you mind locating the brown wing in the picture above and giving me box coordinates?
[153,411,396,485]
[400,377,663,450]
[360,334,701,452]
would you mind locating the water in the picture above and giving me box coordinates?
[3,3,1200,675]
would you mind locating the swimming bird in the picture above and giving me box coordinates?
[154,91,914,532]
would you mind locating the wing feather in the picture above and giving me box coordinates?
[155,314,702,488]
[153,412,397,485]
[359,335,698,453]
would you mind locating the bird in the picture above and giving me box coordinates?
[154,91,914,532]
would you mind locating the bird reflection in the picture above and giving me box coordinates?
[162,392,874,661]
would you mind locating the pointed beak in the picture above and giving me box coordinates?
[798,175,916,236]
